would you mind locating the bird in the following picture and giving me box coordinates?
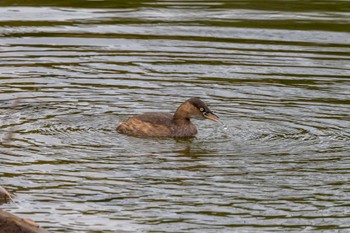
[117,97,219,138]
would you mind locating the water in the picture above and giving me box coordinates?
[1,0,350,232]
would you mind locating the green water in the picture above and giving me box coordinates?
[1,0,350,232]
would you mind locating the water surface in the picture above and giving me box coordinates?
[1,0,350,232]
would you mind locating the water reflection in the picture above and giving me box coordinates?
[1,0,350,232]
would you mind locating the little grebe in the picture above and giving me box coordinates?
[117,97,219,138]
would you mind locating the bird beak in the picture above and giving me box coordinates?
[205,112,219,122]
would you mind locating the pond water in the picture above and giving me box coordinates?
[1,0,350,232]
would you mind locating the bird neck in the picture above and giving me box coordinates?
[173,101,192,123]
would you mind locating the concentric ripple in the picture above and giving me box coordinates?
[1,1,350,232]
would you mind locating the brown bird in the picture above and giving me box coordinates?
[117,97,219,138]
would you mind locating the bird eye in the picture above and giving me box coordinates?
[199,107,204,112]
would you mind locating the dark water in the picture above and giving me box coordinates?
[1,0,350,232]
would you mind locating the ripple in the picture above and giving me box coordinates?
[1,2,350,233]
